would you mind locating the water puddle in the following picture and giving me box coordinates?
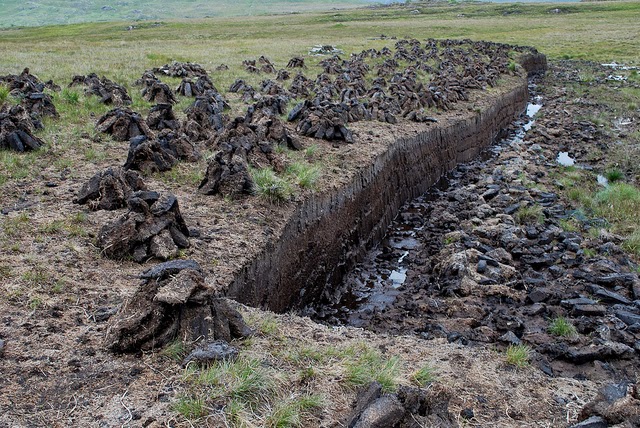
[557,152,575,167]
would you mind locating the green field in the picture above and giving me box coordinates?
[0,0,374,28]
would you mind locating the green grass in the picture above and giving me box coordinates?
[548,317,577,338]
[411,364,436,387]
[173,395,207,420]
[251,167,293,204]
[286,161,321,189]
[343,345,401,393]
[505,344,531,368]
[0,84,10,104]
[514,204,544,225]
[265,394,324,428]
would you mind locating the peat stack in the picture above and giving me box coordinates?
[123,130,199,174]
[141,79,177,104]
[20,92,58,118]
[74,167,148,211]
[0,68,59,96]
[199,149,255,197]
[96,108,154,141]
[286,57,305,68]
[70,73,131,106]
[146,103,180,131]
[153,62,208,78]
[105,260,253,353]
[176,75,216,97]
[97,192,191,262]
[0,105,45,152]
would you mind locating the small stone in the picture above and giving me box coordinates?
[477,259,487,273]
[460,408,474,420]
[499,331,521,345]
[568,415,607,428]
[182,340,239,367]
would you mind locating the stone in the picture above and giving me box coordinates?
[182,340,239,366]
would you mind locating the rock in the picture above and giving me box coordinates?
[97,192,190,262]
[106,265,252,352]
[140,259,202,280]
[564,342,634,364]
[74,167,147,210]
[579,383,640,425]
[499,331,521,345]
[568,415,607,428]
[588,285,631,305]
[527,288,551,303]
[182,340,239,366]
[614,309,640,326]
[351,395,404,428]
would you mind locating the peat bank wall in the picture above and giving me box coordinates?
[227,59,544,312]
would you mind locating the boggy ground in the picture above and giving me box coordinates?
[315,60,640,425]
[0,51,637,428]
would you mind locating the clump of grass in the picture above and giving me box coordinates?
[594,183,640,228]
[173,395,207,420]
[507,60,517,73]
[0,84,10,104]
[304,144,319,159]
[548,317,577,337]
[286,161,321,189]
[161,340,186,361]
[344,345,401,393]
[505,344,531,368]
[514,204,544,225]
[559,218,579,232]
[623,229,640,256]
[39,219,65,234]
[605,168,624,183]
[411,364,436,387]
[251,167,292,203]
[197,357,276,408]
[265,394,324,428]
[60,88,80,105]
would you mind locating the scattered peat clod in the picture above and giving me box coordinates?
[95,107,154,141]
[182,340,239,366]
[146,103,180,131]
[199,150,255,197]
[153,62,208,78]
[141,79,177,104]
[175,75,216,97]
[577,382,640,426]
[0,68,60,96]
[97,192,191,262]
[123,130,199,174]
[0,105,45,151]
[69,73,131,106]
[74,167,148,211]
[215,63,229,71]
[347,382,457,428]
[105,260,252,352]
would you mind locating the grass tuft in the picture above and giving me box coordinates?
[251,167,292,203]
[514,204,544,225]
[548,317,577,337]
[505,344,531,368]
[265,394,324,428]
[604,168,624,183]
[344,345,401,393]
[411,364,436,387]
[286,161,321,189]
[173,395,207,420]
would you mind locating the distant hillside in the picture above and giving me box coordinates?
[0,0,387,28]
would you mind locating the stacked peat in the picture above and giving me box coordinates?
[70,73,131,106]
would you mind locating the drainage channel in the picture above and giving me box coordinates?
[304,88,544,328]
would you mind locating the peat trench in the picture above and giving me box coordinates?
[305,79,640,410]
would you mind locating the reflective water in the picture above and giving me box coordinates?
[557,152,575,167]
